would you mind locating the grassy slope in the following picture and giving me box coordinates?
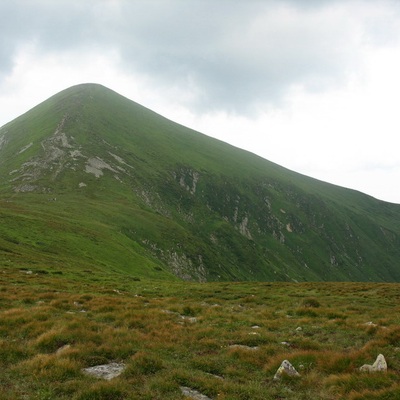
[1,83,400,282]
[1,85,400,399]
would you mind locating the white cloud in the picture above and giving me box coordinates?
[1,0,400,203]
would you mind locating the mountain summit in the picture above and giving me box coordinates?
[1,83,399,281]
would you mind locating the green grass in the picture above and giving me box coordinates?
[1,83,400,283]
[1,264,400,399]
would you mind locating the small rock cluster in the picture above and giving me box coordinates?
[78,350,387,400]
[273,354,387,381]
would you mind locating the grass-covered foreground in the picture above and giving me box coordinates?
[1,265,400,399]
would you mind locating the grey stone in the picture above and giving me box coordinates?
[273,359,300,380]
[180,386,212,400]
[82,362,126,380]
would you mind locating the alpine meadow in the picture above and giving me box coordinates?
[1,83,400,399]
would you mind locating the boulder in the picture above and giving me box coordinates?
[360,354,387,372]
[180,386,212,400]
[273,359,300,380]
[56,344,71,355]
[82,362,126,380]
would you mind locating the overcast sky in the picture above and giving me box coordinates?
[1,0,399,203]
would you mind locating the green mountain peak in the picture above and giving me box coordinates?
[1,84,399,282]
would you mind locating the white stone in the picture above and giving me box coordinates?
[273,360,300,380]
[360,354,387,372]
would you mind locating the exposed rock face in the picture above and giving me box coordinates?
[0,131,6,150]
[175,168,200,195]
[85,157,117,178]
[360,354,387,372]
[273,359,300,380]
[82,362,126,380]
[10,114,135,192]
[167,251,207,282]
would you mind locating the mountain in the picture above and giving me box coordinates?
[0,83,399,282]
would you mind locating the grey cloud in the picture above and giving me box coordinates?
[110,0,360,112]
[1,0,399,114]
[114,0,363,112]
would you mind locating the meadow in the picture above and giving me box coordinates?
[1,264,400,399]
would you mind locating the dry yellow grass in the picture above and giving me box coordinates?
[1,266,400,399]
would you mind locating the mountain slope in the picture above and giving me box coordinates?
[0,83,399,282]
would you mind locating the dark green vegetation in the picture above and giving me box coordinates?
[1,265,400,399]
[1,83,399,282]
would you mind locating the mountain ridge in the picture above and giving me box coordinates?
[1,83,399,282]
